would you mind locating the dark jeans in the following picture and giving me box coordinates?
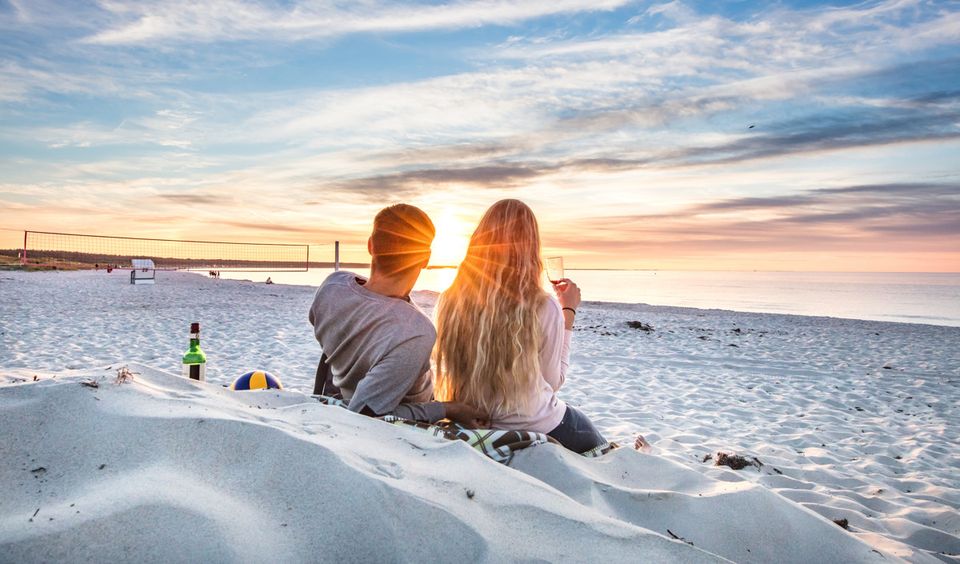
[547,405,607,454]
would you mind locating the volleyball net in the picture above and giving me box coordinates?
[20,231,311,271]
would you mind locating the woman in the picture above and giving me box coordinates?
[433,199,609,454]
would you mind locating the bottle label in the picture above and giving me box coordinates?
[183,363,206,382]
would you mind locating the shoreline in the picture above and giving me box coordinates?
[221,269,960,328]
[216,269,960,329]
[4,266,957,327]
[586,300,960,330]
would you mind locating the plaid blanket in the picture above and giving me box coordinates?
[312,395,614,464]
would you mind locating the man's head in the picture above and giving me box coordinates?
[368,204,435,278]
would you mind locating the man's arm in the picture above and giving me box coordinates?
[347,335,447,423]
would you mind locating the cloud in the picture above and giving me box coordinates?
[82,0,632,45]
[155,193,221,205]
[215,220,323,235]
[310,97,959,197]
[321,164,546,199]
[206,2,960,184]
[665,108,960,167]
[554,182,960,255]
[532,100,960,172]
[305,154,673,200]
[381,143,518,166]
[8,0,959,160]
[910,89,960,105]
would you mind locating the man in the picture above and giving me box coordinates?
[309,204,486,426]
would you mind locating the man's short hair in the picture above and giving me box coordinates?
[370,204,435,276]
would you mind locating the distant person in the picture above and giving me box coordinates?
[265,277,273,284]
[308,204,486,426]
[433,199,611,454]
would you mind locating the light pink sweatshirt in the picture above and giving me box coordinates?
[492,297,571,433]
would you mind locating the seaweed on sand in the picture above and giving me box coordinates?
[715,452,763,471]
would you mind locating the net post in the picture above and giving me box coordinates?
[21,231,27,266]
[334,241,340,271]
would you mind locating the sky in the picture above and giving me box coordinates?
[1,0,958,271]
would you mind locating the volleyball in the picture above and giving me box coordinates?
[231,370,283,391]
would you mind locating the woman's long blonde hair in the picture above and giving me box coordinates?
[434,199,548,415]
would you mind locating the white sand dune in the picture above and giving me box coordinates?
[1,364,721,563]
[1,270,957,561]
[2,364,888,563]
[512,447,888,563]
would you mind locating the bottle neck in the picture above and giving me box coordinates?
[189,335,200,349]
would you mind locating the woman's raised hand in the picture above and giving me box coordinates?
[553,278,581,310]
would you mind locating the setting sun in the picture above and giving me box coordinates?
[430,210,472,267]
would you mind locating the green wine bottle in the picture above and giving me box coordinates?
[181,322,206,381]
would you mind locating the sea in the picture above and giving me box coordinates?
[219,269,960,327]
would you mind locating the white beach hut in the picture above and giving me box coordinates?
[130,259,156,285]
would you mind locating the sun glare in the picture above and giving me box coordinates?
[430,211,471,267]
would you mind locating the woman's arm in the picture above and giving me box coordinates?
[541,279,580,392]
[554,279,581,389]
[554,278,581,327]
[539,300,568,392]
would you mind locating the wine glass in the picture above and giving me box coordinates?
[546,256,564,285]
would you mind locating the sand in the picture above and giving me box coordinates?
[1,269,958,562]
